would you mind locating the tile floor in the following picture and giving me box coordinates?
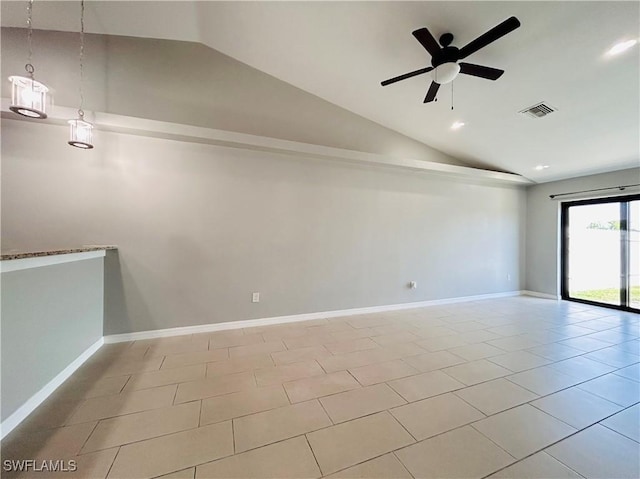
[2,296,639,478]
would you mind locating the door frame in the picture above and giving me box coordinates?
[560,193,640,313]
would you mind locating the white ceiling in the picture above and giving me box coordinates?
[2,1,639,182]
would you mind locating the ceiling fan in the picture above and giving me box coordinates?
[381,16,521,103]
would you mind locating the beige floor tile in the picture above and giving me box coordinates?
[558,336,612,353]
[229,341,286,358]
[387,370,465,402]
[161,350,229,370]
[125,364,206,391]
[506,366,581,396]
[601,404,639,442]
[254,360,324,387]
[206,354,274,377]
[449,343,506,361]
[382,342,427,359]
[271,346,331,365]
[261,326,310,342]
[402,350,466,372]
[488,350,551,372]
[577,373,640,406]
[457,329,503,344]
[90,342,145,363]
[546,425,640,479]
[395,425,515,478]
[209,332,264,349]
[319,383,406,423]
[584,346,640,368]
[371,331,421,346]
[442,359,511,386]
[67,385,177,424]
[155,468,195,479]
[8,396,83,432]
[195,436,320,478]
[531,386,622,429]
[145,339,210,357]
[79,356,164,379]
[447,320,487,332]
[454,378,539,415]
[325,453,412,478]
[472,404,576,459]
[55,375,130,401]
[81,402,200,453]
[348,359,419,386]
[307,412,414,476]
[329,328,376,342]
[486,336,542,352]
[548,356,616,382]
[107,422,233,479]
[2,422,97,461]
[324,338,378,355]
[233,400,331,453]
[318,348,394,373]
[526,344,584,361]
[283,333,336,349]
[391,392,485,440]
[3,448,119,479]
[200,386,289,425]
[488,452,583,479]
[284,371,360,403]
[416,334,470,351]
[174,372,255,403]
[413,325,457,339]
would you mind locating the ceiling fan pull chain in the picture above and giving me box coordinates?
[451,81,454,110]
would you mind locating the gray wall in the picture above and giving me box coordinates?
[1,257,104,421]
[2,119,526,334]
[1,27,472,168]
[525,168,640,296]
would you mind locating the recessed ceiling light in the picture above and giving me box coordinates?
[607,39,638,56]
[451,121,465,130]
[534,165,550,171]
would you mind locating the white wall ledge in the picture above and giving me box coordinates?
[1,100,533,187]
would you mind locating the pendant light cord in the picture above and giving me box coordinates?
[25,0,34,78]
[78,0,85,117]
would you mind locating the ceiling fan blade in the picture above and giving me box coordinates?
[424,81,440,103]
[412,27,441,57]
[459,62,504,80]
[381,67,433,86]
[458,16,521,59]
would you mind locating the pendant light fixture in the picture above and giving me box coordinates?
[8,0,49,119]
[68,0,94,149]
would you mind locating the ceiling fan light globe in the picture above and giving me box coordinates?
[432,62,460,84]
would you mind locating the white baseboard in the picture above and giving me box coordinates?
[0,337,104,440]
[521,290,560,300]
[104,290,523,343]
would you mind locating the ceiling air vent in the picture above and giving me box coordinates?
[519,102,557,118]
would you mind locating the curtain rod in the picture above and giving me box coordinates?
[549,184,640,199]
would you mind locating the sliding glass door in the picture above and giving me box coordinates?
[561,194,640,312]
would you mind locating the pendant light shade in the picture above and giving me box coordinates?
[8,73,49,119]
[9,0,49,119]
[68,111,93,149]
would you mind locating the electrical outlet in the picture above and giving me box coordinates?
[409,281,417,289]
[507,274,511,281]
[252,292,260,303]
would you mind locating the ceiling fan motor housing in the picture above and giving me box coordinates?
[432,46,460,68]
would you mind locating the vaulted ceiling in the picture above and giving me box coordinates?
[2,1,639,182]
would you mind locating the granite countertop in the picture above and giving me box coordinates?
[1,245,117,261]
